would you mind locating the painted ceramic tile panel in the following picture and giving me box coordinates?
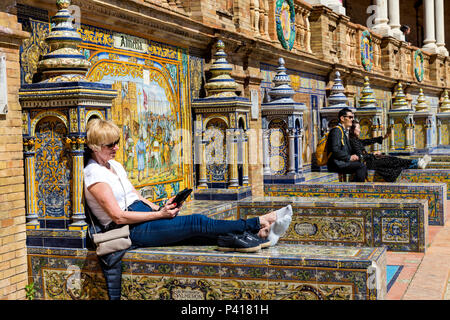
[268,119,288,175]
[414,120,425,149]
[34,117,72,219]
[393,119,406,149]
[205,118,228,183]
[20,18,193,203]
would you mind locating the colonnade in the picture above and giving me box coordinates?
[371,0,448,56]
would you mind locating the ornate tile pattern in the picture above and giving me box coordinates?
[264,182,446,226]
[397,169,450,199]
[28,243,386,300]
[239,196,428,252]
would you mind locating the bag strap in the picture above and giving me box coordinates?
[336,125,345,145]
[85,161,129,239]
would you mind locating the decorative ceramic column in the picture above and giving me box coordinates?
[388,0,403,40]
[242,131,249,186]
[67,136,86,230]
[435,0,449,56]
[422,0,437,54]
[320,71,352,135]
[388,83,415,154]
[371,0,392,37]
[436,91,450,146]
[261,58,306,183]
[413,89,433,152]
[19,0,117,238]
[355,76,384,153]
[23,137,39,229]
[198,131,208,189]
[287,129,296,175]
[192,40,251,200]
[228,129,239,188]
[296,127,304,172]
[262,127,271,175]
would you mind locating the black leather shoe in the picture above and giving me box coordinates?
[243,232,271,249]
[217,233,261,253]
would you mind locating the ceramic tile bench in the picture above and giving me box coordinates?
[238,196,428,252]
[264,182,446,226]
[365,169,450,200]
[27,243,387,300]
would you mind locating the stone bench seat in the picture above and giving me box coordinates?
[265,182,447,226]
[238,196,428,253]
[27,242,387,300]
[364,169,450,199]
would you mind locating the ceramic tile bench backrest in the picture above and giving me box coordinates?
[238,196,428,252]
[397,169,450,199]
[264,182,446,226]
[27,243,387,300]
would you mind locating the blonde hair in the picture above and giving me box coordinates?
[86,118,120,152]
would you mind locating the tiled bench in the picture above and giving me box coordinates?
[397,169,450,199]
[366,169,450,200]
[238,196,428,252]
[27,243,387,300]
[264,182,446,226]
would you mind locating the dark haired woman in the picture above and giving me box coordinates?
[349,121,431,182]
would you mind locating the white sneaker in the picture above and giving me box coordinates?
[267,205,293,246]
[418,155,431,169]
[423,154,432,167]
[417,158,425,169]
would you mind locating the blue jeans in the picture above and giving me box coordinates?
[408,159,419,169]
[127,200,261,247]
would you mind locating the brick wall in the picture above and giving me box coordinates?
[0,11,29,300]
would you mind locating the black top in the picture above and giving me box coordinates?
[326,124,352,171]
[349,136,383,164]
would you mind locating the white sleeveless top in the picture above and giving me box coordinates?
[84,159,139,227]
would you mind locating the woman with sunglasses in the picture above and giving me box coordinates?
[84,118,292,251]
[349,120,431,182]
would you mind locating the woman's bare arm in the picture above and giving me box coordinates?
[88,182,179,225]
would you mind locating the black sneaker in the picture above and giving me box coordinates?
[243,231,271,249]
[217,233,261,253]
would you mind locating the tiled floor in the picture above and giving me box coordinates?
[386,200,450,300]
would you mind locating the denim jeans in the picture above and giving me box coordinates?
[408,159,419,169]
[127,200,261,247]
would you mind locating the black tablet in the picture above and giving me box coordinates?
[172,188,193,208]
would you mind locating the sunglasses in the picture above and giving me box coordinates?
[103,139,120,148]
[343,115,354,120]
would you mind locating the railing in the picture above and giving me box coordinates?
[293,0,312,53]
[136,0,448,88]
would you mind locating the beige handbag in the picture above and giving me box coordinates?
[88,173,132,256]
[92,224,131,256]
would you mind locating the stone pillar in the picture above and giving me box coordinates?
[435,0,449,56]
[242,131,249,185]
[297,128,304,172]
[388,0,403,40]
[198,132,208,189]
[372,0,392,37]
[228,130,239,188]
[422,0,437,54]
[437,119,443,145]
[405,116,415,152]
[262,129,271,175]
[68,137,87,230]
[23,138,39,229]
[425,118,433,149]
[287,129,296,175]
